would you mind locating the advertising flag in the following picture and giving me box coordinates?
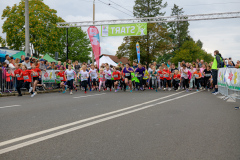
[87,26,100,68]
[136,42,140,63]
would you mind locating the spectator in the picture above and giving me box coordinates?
[228,57,235,66]
[167,60,171,68]
[132,61,138,70]
[56,61,62,69]
[46,62,52,70]
[15,58,20,63]
[39,59,46,71]
[20,55,25,63]
[4,55,10,65]
[226,60,234,68]
[22,57,31,69]
[196,59,200,67]
[199,60,204,68]
[74,61,81,70]
[211,50,222,94]
[51,62,56,70]
[8,57,15,71]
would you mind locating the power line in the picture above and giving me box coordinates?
[98,0,133,17]
[167,1,240,8]
[108,0,133,14]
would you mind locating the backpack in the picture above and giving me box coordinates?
[217,55,224,68]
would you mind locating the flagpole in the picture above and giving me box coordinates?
[92,0,95,64]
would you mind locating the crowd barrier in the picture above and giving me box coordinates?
[218,68,240,101]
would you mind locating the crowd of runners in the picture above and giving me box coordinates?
[0,50,240,97]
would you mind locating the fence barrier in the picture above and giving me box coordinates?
[218,68,240,101]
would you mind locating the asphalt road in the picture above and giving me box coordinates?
[0,89,239,160]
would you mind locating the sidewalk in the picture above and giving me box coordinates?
[0,89,60,97]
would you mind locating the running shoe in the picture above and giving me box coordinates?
[156,89,158,92]
[99,89,101,92]
[203,88,206,91]
[186,89,189,92]
[62,90,66,93]
[115,90,117,92]
[43,84,47,90]
[70,91,73,95]
[29,87,33,93]
[31,92,36,98]
[85,91,87,94]
[213,92,219,95]
[196,89,199,92]
[126,86,129,90]
[18,94,22,97]
[163,88,166,91]
[168,88,171,91]
[135,88,138,91]
[208,89,210,92]
[110,88,112,92]
[90,88,91,91]
[130,90,132,93]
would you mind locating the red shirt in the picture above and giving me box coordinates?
[14,69,24,81]
[173,74,181,80]
[112,71,121,80]
[163,69,171,80]
[57,71,66,81]
[158,71,163,80]
[31,68,41,77]
[22,70,32,82]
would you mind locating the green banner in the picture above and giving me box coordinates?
[101,23,147,37]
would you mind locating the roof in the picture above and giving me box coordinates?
[12,51,25,59]
[43,54,57,62]
[102,54,130,64]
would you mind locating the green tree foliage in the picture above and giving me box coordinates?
[196,39,203,49]
[168,4,189,51]
[60,27,91,62]
[0,36,6,47]
[117,0,172,65]
[171,40,214,65]
[1,0,65,57]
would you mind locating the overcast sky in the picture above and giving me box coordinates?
[0,0,240,62]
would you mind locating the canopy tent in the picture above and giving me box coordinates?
[0,49,20,57]
[95,55,117,66]
[43,54,57,62]
[12,51,25,59]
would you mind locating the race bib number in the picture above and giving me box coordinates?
[125,73,130,76]
[32,73,37,76]
[164,74,169,77]
[67,74,73,78]
[91,73,95,77]
[16,74,20,78]
[82,76,87,81]
[137,74,142,77]
[59,77,64,80]
[100,74,103,78]
[195,74,199,78]
[160,74,163,77]
[152,76,156,80]
[205,74,211,77]
[105,74,110,78]
[183,73,187,77]
[23,76,29,80]
[113,75,118,78]
[144,76,148,79]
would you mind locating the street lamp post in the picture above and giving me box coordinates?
[25,0,30,57]
[92,0,95,64]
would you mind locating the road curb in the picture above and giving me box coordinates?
[0,89,60,97]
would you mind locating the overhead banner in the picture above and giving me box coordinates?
[136,42,140,63]
[101,23,147,37]
[87,26,101,68]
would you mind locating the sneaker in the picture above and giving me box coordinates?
[135,88,138,91]
[168,88,171,91]
[213,92,219,95]
[62,90,66,93]
[70,91,73,95]
[196,89,199,92]
[99,89,101,92]
[84,91,87,94]
[29,87,33,93]
[18,94,22,97]
[110,88,112,92]
[43,84,47,89]
[186,89,189,92]
[212,91,216,94]
[31,92,36,97]
[130,90,132,93]
[156,89,158,92]
[203,88,206,91]
[163,88,166,91]
[208,89,210,92]
[115,90,117,92]
[90,88,91,91]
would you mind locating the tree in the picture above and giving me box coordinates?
[196,39,203,49]
[168,4,189,52]
[1,0,65,57]
[171,40,214,65]
[59,27,92,62]
[0,36,6,47]
[116,0,172,65]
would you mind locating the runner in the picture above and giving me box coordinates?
[14,64,24,96]
[122,63,134,92]
[89,64,98,91]
[57,66,67,93]
[203,65,212,91]
[79,65,89,94]
[149,67,158,92]
[163,66,171,91]
[21,65,34,95]
[173,70,181,91]
[157,66,163,90]
[64,65,77,95]
[31,63,42,97]
[193,68,202,91]
[112,67,121,92]
[135,64,145,91]
[142,65,149,90]
[181,64,189,92]
[98,68,106,92]
[104,66,112,91]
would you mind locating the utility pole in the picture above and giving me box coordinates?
[66,28,68,60]
[92,0,95,64]
[25,0,30,57]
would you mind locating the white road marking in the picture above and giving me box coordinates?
[0,105,21,109]
[0,91,200,155]
[0,91,184,148]
[73,93,106,98]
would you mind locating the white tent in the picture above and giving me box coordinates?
[95,55,117,66]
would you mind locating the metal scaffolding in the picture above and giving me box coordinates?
[57,11,240,28]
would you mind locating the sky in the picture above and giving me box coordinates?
[0,0,240,62]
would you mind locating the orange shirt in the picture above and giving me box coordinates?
[193,71,201,79]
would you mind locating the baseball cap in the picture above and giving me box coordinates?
[40,59,45,61]
[25,57,29,60]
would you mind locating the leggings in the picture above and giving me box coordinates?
[163,78,171,88]
[158,79,163,88]
[204,77,210,89]
[173,80,180,89]
[67,79,74,90]
[99,81,105,90]
[105,79,112,89]
[195,78,200,89]
[81,80,88,92]
[151,78,157,89]
[183,78,189,89]
[137,76,143,87]
[189,78,195,89]
[16,80,24,95]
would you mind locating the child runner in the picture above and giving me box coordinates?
[142,65,149,90]
[203,65,212,91]
[173,70,181,91]
[31,63,42,97]
[181,64,189,92]
[21,65,34,95]
[163,66,171,91]
[64,65,76,95]
[98,68,106,92]
[150,67,158,92]
[79,65,89,94]
[89,64,98,91]
[157,66,164,90]
[122,63,134,92]
[135,64,145,91]
[189,65,196,91]
[57,66,67,93]
[104,66,112,91]
[14,64,24,96]
[112,67,121,92]
[193,68,202,92]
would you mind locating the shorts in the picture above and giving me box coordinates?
[212,69,218,86]
[113,80,120,83]
[125,76,132,80]
[33,77,39,82]
[142,79,146,85]
[91,79,97,86]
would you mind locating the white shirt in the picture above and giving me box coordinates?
[89,69,98,79]
[64,69,76,80]
[104,69,112,80]
[4,60,9,64]
[80,70,89,81]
